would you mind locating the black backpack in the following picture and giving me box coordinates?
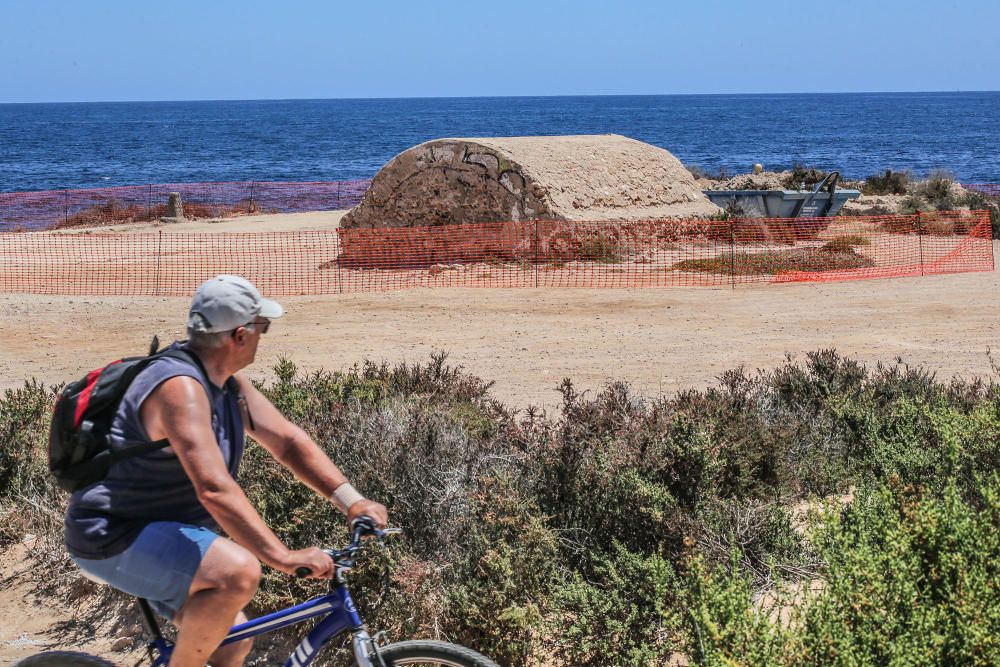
[48,338,238,493]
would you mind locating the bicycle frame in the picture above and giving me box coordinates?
[144,571,380,667]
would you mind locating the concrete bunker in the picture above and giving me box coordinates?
[338,134,721,268]
[341,134,720,230]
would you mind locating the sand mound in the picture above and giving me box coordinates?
[840,194,907,216]
[340,134,720,229]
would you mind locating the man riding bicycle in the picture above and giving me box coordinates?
[64,275,389,667]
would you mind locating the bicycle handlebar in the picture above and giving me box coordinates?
[294,516,401,578]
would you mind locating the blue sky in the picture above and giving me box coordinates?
[1,0,997,103]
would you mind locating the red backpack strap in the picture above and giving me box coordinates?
[73,361,123,428]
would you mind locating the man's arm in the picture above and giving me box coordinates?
[141,376,333,578]
[233,374,388,527]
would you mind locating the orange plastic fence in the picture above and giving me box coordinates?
[0,212,992,296]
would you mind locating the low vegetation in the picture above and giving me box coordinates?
[673,247,874,276]
[50,198,260,230]
[575,229,625,263]
[2,350,999,665]
[960,191,1000,239]
[861,169,910,195]
[684,164,729,181]
[819,234,871,253]
[895,171,999,233]
[784,164,829,189]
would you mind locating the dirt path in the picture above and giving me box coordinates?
[0,541,144,665]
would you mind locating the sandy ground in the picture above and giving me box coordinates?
[0,541,144,665]
[0,224,1000,407]
[2,242,998,409]
[49,209,346,234]
[1,213,998,664]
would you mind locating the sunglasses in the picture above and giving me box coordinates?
[231,319,270,336]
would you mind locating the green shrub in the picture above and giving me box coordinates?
[797,476,1000,665]
[862,169,910,195]
[697,498,807,587]
[238,352,1000,663]
[895,171,963,216]
[684,553,791,666]
[446,477,560,665]
[554,542,684,666]
[3,349,1000,664]
[686,473,1000,666]
[0,380,61,545]
[0,380,54,500]
[918,169,958,208]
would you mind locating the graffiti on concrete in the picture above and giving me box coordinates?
[342,141,549,229]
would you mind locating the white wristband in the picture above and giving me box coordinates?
[331,483,364,513]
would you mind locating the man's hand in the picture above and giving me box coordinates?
[273,547,334,579]
[347,499,389,529]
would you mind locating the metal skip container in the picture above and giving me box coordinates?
[704,172,861,218]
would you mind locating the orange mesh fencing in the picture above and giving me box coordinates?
[0,212,992,296]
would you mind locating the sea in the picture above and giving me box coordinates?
[1,92,999,193]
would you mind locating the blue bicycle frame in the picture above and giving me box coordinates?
[144,572,380,667]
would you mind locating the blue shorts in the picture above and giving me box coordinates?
[72,521,219,619]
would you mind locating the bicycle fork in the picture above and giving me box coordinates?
[280,580,385,667]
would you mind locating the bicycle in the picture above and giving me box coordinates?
[16,518,498,667]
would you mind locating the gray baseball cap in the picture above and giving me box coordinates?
[187,275,284,334]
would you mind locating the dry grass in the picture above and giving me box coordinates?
[50,200,257,230]
[820,234,872,253]
[673,248,875,275]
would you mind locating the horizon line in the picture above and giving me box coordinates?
[2,89,998,105]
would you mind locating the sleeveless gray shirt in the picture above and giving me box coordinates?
[64,344,245,559]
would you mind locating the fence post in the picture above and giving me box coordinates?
[248,180,256,213]
[146,184,153,220]
[336,231,344,294]
[916,214,924,276]
[336,181,342,209]
[63,190,69,225]
[729,216,736,289]
[155,230,162,296]
[528,221,534,288]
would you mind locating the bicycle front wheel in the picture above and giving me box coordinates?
[14,652,117,667]
[375,640,499,667]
